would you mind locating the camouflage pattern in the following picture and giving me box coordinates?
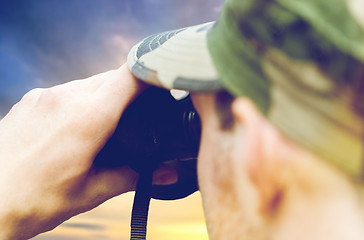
[128,0,364,179]
[208,0,364,180]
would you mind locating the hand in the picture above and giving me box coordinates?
[0,64,177,240]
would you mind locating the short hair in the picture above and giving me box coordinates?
[214,90,235,130]
[349,66,364,119]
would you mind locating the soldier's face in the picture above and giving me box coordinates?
[190,91,364,240]
[190,93,267,240]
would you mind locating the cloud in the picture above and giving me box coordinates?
[31,192,208,240]
[61,222,106,231]
[0,0,223,88]
[31,233,115,240]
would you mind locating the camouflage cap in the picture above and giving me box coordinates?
[127,0,364,180]
[127,22,221,91]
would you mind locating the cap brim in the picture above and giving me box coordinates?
[127,22,223,92]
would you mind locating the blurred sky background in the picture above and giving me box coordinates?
[0,0,224,239]
[0,0,223,117]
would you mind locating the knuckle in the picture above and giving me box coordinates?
[37,86,63,108]
[21,88,44,102]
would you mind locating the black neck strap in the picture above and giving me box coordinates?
[130,170,153,240]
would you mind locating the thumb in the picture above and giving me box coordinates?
[83,164,177,207]
[84,166,139,205]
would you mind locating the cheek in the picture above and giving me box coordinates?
[197,124,240,206]
[197,124,220,190]
[197,128,241,231]
[198,134,240,195]
[197,128,265,238]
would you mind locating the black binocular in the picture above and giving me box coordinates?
[93,86,201,200]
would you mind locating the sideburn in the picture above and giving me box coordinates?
[214,90,235,130]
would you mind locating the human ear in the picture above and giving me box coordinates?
[231,97,285,219]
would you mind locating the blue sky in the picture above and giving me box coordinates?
[0,0,223,116]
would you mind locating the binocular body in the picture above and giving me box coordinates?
[93,87,201,200]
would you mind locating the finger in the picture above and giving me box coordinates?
[152,164,178,186]
[94,65,147,116]
[75,65,146,136]
[60,69,118,92]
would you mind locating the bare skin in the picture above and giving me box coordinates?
[1,64,364,240]
[191,93,364,240]
[0,64,177,240]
